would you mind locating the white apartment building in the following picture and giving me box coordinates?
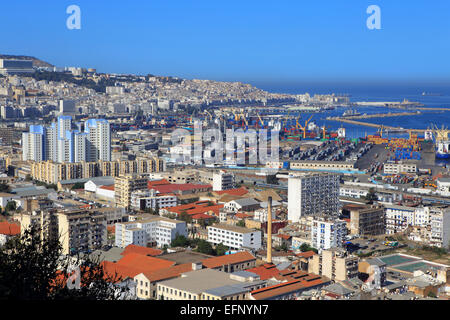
[253,207,276,223]
[115,216,187,248]
[383,161,417,174]
[85,119,111,162]
[288,173,340,223]
[311,216,347,251]
[22,116,111,163]
[429,206,450,248]
[437,178,450,197]
[130,189,178,211]
[207,224,262,251]
[212,171,234,191]
[385,204,419,235]
[22,125,44,161]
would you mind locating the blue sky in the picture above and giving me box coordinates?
[1,0,450,87]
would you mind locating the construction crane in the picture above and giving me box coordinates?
[297,114,314,139]
[257,113,265,128]
[240,113,249,128]
[204,109,213,121]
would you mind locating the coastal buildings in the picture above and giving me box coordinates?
[115,215,187,248]
[22,116,111,163]
[310,216,347,250]
[207,223,262,251]
[212,171,235,191]
[308,248,358,282]
[29,157,164,184]
[0,59,34,75]
[114,175,149,209]
[349,205,385,236]
[288,173,340,223]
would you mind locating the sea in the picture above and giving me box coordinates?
[255,83,450,165]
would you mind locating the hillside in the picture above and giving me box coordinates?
[0,54,53,68]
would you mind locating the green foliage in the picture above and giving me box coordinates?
[71,182,85,190]
[171,234,190,248]
[5,201,16,212]
[0,183,10,193]
[0,226,124,300]
[180,197,199,205]
[299,243,318,254]
[179,211,192,223]
[236,219,246,227]
[364,188,378,204]
[214,243,229,256]
[195,240,214,255]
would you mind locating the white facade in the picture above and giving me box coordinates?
[212,171,234,191]
[385,205,417,235]
[59,99,76,114]
[288,173,340,223]
[207,224,262,250]
[115,216,187,248]
[86,119,111,162]
[130,189,177,210]
[383,162,417,174]
[311,217,347,251]
[253,208,275,223]
[437,178,450,197]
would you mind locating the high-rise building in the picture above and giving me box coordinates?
[22,116,111,163]
[212,170,235,191]
[311,215,347,250]
[22,125,45,161]
[0,59,34,75]
[85,119,111,162]
[288,173,340,223]
[59,99,76,114]
[308,248,358,281]
[115,175,149,209]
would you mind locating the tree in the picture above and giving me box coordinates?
[195,240,214,255]
[236,219,246,228]
[179,211,192,224]
[5,201,16,213]
[214,243,229,256]
[0,226,124,300]
[71,182,85,190]
[300,243,318,253]
[364,188,378,204]
[0,183,10,193]
[171,234,190,248]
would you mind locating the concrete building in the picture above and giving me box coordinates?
[156,268,265,300]
[224,198,260,213]
[288,173,340,223]
[59,99,76,114]
[114,175,148,209]
[308,248,358,282]
[57,208,108,255]
[85,119,111,162]
[0,59,34,75]
[349,205,385,236]
[207,223,262,251]
[212,170,234,191]
[311,216,347,250]
[383,161,417,174]
[115,215,187,248]
[130,189,177,211]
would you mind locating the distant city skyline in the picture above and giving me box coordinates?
[1,1,450,87]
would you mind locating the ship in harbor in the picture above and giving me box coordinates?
[342,109,361,117]
[436,140,450,159]
[433,126,450,159]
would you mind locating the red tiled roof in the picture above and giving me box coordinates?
[250,276,327,300]
[142,263,194,282]
[295,250,317,259]
[121,244,163,257]
[99,184,115,191]
[148,179,171,188]
[276,234,292,240]
[191,213,216,220]
[202,251,256,269]
[214,187,249,196]
[102,253,174,279]
[0,221,20,236]
[246,264,281,280]
[167,201,223,217]
[235,212,251,219]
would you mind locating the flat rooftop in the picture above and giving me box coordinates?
[158,251,213,265]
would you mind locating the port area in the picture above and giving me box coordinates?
[355,140,448,175]
[337,111,421,120]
